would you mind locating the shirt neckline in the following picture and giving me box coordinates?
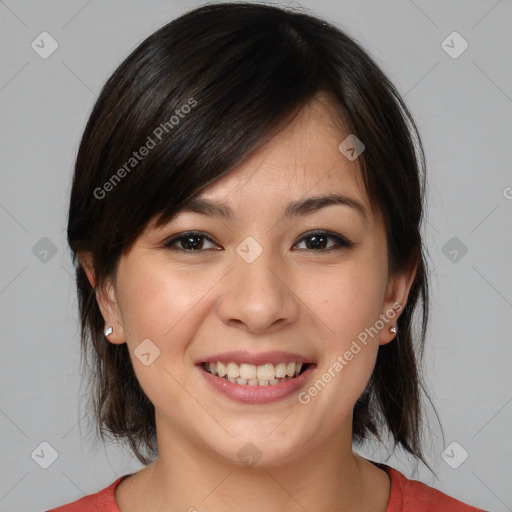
[110,462,398,512]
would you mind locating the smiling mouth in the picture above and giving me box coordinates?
[201,361,309,386]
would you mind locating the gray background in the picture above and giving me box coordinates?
[1,0,511,511]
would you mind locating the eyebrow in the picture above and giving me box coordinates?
[179,193,368,222]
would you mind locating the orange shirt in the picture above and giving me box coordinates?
[47,465,487,511]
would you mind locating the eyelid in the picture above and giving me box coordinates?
[163,230,220,250]
[293,230,356,251]
[163,230,356,252]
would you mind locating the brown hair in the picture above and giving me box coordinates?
[68,2,430,465]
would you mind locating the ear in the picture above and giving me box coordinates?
[78,252,126,345]
[378,260,418,346]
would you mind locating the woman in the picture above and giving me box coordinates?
[49,2,485,511]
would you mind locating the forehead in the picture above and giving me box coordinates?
[197,98,371,214]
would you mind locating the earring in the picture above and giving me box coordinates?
[390,326,397,335]
[104,326,113,337]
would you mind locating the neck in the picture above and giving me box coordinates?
[121,420,390,512]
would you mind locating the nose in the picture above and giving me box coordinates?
[215,246,300,334]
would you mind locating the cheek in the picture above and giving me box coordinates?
[295,261,384,434]
[114,257,225,408]
[302,258,388,350]
[116,255,223,353]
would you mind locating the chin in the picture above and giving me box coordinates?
[201,419,316,469]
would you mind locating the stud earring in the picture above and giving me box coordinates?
[104,326,113,337]
[390,326,397,335]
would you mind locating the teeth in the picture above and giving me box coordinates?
[227,362,239,378]
[217,362,227,378]
[240,363,257,380]
[257,363,275,381]
[275,362,287,378]
[203,360,307,385]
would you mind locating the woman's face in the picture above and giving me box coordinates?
[97,99,414,467]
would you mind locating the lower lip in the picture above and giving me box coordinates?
[198,365,315,404]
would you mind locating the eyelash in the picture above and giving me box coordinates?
[163,230,356,254]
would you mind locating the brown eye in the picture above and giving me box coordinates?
[294,231,354,252]
[164,231,219,251]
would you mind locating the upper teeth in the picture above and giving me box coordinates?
[204,361,303,381]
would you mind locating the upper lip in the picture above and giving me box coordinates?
[195,351,314,366]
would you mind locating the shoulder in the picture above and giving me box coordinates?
[46,475,131,512]
[383,465,487,512]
